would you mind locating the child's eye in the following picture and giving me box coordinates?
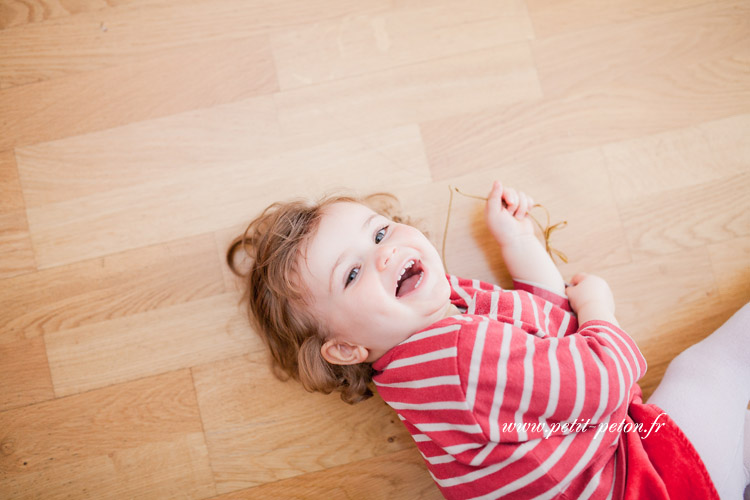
[375,225,388,244]
[345,267,359,287]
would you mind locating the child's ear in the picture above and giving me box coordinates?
[320,340,369,365]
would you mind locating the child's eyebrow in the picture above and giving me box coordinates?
[328,213,379,292]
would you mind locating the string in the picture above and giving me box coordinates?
[442,186,569,274]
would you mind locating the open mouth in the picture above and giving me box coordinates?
[395,259,425,298]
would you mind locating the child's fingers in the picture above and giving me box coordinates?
[502,187,518,213]
[486,181,504,216]
[491,181,503,202]
[516,191,530,219]
[569,273,587,286]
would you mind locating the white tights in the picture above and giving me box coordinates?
[647,303,750,500]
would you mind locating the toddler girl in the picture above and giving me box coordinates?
[228,182,749,499]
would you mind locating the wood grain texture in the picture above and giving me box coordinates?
[0,35,277,150]
[532,1,750,98]
[0,0,135,30]
[1,0,748,497]
[45,293,261,397]
[709,236,750,311]
[0,151,24,213]
[619,173,750,258]
[0,233,225,344]
[0,337,54,411]
[0,151,36,278]
[14,96,281,208]
[0,370,215,499]
[208,447,443,500]
[422,52,750,180]
[0,210,36,279]
[192,355,412,493]
[526,0,712,38]
[270,0,533,90]
[14,98,430,209]
[603,114,750,203]
[0,0,384,88]
[275,43,542,149]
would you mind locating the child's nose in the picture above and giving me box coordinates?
[376,246,397,272]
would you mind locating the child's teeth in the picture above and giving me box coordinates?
[399,260,415,276]
[415,271,424,288]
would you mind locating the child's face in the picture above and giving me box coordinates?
[301,202,452,362]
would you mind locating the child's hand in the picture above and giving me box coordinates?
[485,181,536,248]
[565,273,618,325]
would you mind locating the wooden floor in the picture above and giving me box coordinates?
[1,0,748,498]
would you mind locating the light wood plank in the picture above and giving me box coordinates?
[0,35,276,150]
[24,125,431,268]
[532,1,750,99]
[0,370,215,499]
[709,236,750,312]
[208,447,442,500]
[44,293,260,397]
[103,433,215,500]
[423,54,750,180]
[215,225,247,294]
[618,173,750,259]
[0,0,384,88]
[192,355,412,494]
[0,372,203,461]
[1,452,118,500]
[1,433,216,500]
[275,43,542,149]
[0,0,135,30]
[15,95,280,208]
[0,233,224,345]
[0,337,54,411]
[603,114,750,203]
[0,211,36,279]
[0,150,36,278]
[270,0,533,90]
[526,0,711,38]
[0,151,24,213]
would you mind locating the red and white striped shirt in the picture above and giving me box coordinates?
[373,275,716,500]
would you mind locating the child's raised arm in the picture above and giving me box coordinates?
[485,181,566,296]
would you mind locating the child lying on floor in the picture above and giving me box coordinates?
[228,181,749,499]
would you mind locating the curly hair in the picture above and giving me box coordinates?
[227,193,410,404]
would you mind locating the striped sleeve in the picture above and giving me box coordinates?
[465,318,647,443]
[374,321,485,454]
[512,279,571,311]
[448,275,578,339]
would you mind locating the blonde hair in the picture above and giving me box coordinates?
[227,193,409,404]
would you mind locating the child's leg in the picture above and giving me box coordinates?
[647,303,750,500]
